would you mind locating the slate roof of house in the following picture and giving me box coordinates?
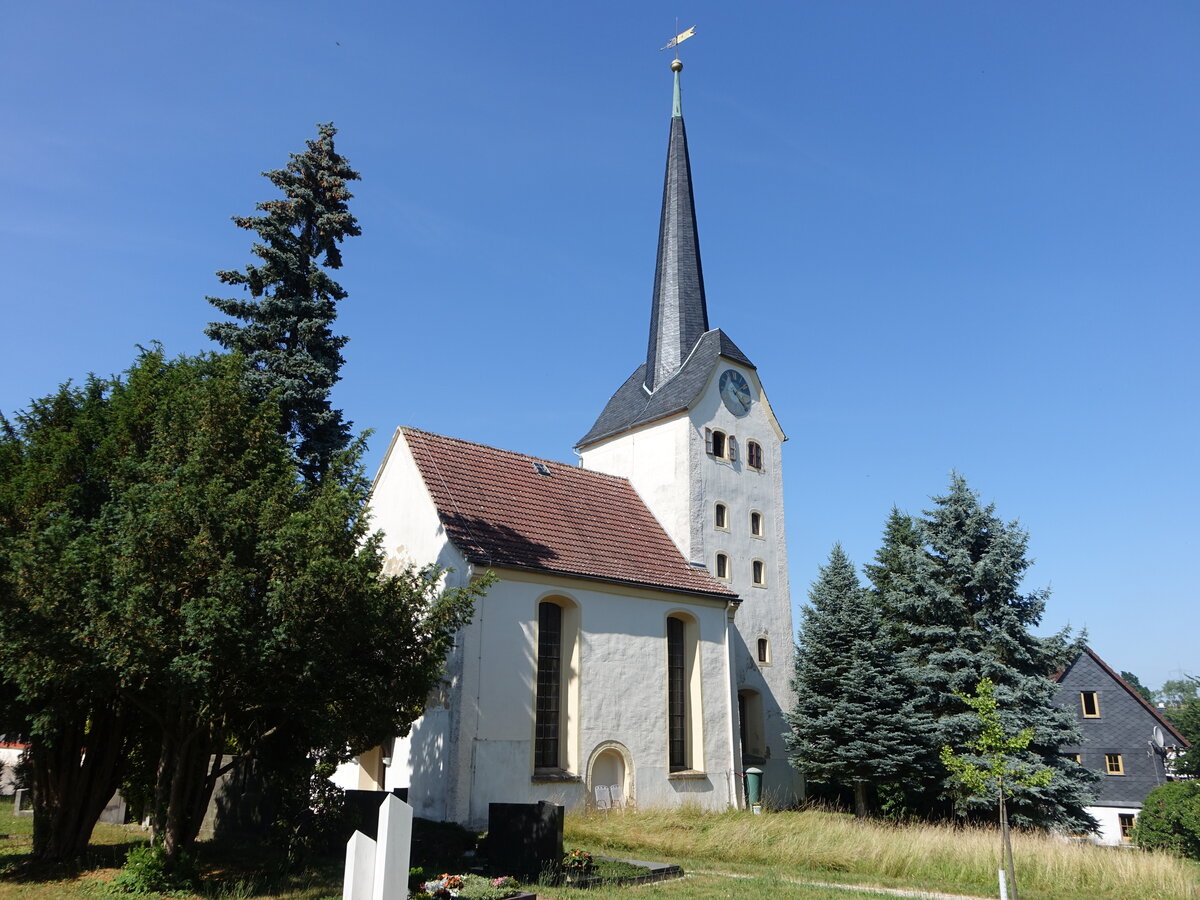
[577,327,753,449]
[1055,646,1190,747]
[401,427,739,601]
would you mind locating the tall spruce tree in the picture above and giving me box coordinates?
[870,475,1096,829]
[786,544,926,817]
[207,123,361,482]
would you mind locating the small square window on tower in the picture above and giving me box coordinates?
[705,428,728,460]
[747,440,763,471]
[715,502,728,529]
[1081,691,1100,717]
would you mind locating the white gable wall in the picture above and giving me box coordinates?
[338,430,741,827]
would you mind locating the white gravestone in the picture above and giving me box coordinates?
[343,793,413,900]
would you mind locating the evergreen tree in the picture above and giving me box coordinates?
[871,475,1096,830]
[207,123,361,482]
[1,350,487,865]
[786,544,926,817]
[0,380,134,861]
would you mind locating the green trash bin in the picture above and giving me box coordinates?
[744,766,763,811]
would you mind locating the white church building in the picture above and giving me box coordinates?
[337,60,803,827]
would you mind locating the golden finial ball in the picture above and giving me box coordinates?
[671,58,683,72]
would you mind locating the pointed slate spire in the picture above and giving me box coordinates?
[645,59,709,393]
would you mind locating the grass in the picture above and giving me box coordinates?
[2,799,1198,899]
[565,805,1200,900]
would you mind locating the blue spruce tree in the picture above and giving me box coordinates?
[870,475,1096,829]
[786,544,927,817]
[207,123,361,482]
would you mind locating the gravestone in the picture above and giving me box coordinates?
[343,792,413,900]
[487,801,563,881]
[98,791,128,825]
[13,788,32,817]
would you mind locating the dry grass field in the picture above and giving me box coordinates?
[2,800,1198,899]
[566,806,1200,900]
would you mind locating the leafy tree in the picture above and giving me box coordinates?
[869,474,1096,830]
[941,678,1053,900]
[786,544,927,817]
[0,379,135,860]
[1158,676,1200,707]
[207,123,361,482]
[1160,677,1200,778]
[1133,781,1200,860]
[1,350,487,865]
[1119,670,1154,703]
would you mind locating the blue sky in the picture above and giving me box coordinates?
[3,2,1196,690]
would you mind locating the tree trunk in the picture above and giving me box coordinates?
[853,781,869,818]
[154,714,226,869]
[30,703,128,862]
[999,781,1019,900]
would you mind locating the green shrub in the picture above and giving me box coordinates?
[109,844,198,895]
[1133,781,1200,860]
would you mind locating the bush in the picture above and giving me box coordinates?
[1133,781,1200,860]
[110,844,198,895]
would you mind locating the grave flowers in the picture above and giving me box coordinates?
[417,872,526,899]
[561,848,594,884]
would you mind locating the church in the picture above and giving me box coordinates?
[337,58,802,826]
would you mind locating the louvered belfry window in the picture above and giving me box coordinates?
[667,617,687,770]
[535,602,563,768]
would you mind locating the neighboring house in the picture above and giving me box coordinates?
[1053,646,1190,845]
[334,60,801,826]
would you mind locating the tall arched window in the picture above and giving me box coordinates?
[535,601,563,769]
[666,614,704,773]
[534,597,580,773]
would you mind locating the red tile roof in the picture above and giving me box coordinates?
[400,428,738,601]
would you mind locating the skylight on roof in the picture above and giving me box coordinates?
[534,462,551,476]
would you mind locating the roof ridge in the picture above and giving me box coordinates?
[402,426,635,484]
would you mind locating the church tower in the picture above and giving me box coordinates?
[577,59,801,803]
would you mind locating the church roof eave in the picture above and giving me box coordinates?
[578,328,754,449]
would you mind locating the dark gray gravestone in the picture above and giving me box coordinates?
[98,791,128,825]
[487,801,563,881]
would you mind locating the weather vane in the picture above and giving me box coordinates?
[659,20,696,65]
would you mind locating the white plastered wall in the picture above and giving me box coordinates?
[331,429,472,822]
[1084,805,1139,846]
[451,570,737,828]
[580,359,802,805]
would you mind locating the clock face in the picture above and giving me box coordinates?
[719,369,752,416]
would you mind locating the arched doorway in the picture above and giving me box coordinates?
[586,742,634,810]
